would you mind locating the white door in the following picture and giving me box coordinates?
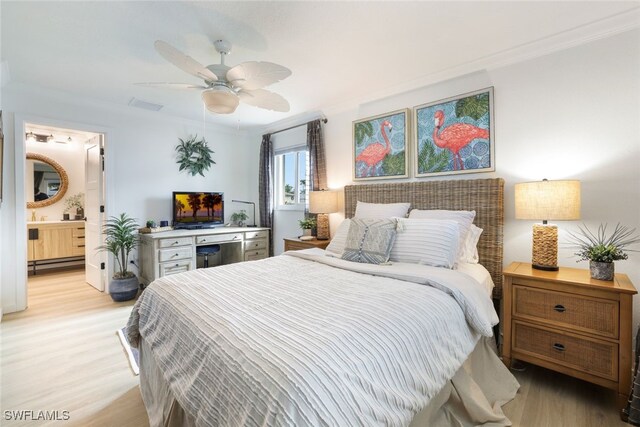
[85,136,105,291]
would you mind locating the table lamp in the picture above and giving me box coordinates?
[515,179,581,270]
[309,190,339,240]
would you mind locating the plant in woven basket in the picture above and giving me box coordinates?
[175,135,216,177]
[567,223,640,280]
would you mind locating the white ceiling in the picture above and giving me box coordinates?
[2,1,639,130]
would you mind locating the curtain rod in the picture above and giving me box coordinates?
[268,118,328,136]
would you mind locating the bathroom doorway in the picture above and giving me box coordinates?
[24,122,106,291]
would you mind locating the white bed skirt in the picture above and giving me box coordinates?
[139,336,518,427]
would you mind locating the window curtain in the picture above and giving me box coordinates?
[307,119,327,192]
[258,133,274,255]
[623,327,640,424]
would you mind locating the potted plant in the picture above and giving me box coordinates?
[99,213,140,301]
[64,193,84,220]
[567,223,640,281]
[298,217,317,237]
[230,210,248,227]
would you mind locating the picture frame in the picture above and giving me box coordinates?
[413,87,494,177]
[353,108,410,181]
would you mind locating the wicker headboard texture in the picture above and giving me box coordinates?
[344,178,505,298]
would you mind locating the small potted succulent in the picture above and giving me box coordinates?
[230,210,249,227]
[298,217,317,237]
[567,223,640,281]
[99,213,140,301]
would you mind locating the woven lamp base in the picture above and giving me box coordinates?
[316,213,330,240]
[532,224,558,271]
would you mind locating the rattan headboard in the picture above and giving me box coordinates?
[344,178,504,298]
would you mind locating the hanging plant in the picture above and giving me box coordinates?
[175,135,216,177]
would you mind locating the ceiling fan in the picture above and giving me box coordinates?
[137,39,292,114]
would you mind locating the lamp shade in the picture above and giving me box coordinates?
[515,180,581,221]
[309,190,339,214]
[201,86,239,114]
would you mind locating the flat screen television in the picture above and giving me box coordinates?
[172,191,224,229]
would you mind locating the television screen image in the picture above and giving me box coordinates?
[173,192,224,227]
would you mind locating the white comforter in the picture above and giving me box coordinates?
[127,249,498,427]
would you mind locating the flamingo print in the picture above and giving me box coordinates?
[356,120,392,177]
[433,110,489,170]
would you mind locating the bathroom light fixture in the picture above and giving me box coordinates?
[46,134,55,143]
[67,137,72,143]
[26,132,36,143]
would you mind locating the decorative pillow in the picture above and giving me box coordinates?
[341,218,397,264]
[461,224,483,264]
[354,201,410,219]
[390,219,460,269]
[407,209,476,261]
[325,219,351,257]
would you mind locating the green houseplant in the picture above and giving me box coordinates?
[298,217,317,237]
[230,210,249,227]
[64,192,84,220]
[99,213,140,301]
[567,223,640,281]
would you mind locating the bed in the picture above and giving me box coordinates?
[127,178,519,426]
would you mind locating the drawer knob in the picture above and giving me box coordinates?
[174,253,179,257]
[553,304,566,313]
[175,263,179,267]
[552,343,566,352]
[173,241,179,245]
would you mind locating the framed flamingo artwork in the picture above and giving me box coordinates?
[353,108,410,181]
[413,87,494,177]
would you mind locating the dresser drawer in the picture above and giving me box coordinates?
[159,237,192,248]
[245,239,267,251]
[159,247,193,262]
[196,233,242,244]
[245,230,268,240]
[513,285,619,339]
[513,321,618,381]
[244,249,267,261]
[159,259,193,277]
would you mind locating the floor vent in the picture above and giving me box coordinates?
[128,97,163,111]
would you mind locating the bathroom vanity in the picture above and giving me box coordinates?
[27,220,85,274]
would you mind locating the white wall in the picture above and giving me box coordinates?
[1,84,257,313]
[322,29,640,326]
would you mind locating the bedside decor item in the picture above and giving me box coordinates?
[230,210,249,227]
[99,213,140,302]
[309,190,339,240]
[298,217,317,237]
[414,87,494,177]
[353,109,409,180]
[515,179,581,271]
[175,135,215,177]
[231,200,256,226]
[567,223,640,281]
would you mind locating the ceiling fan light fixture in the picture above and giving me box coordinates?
[201,86,239,114]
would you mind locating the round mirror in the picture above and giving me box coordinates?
[26,153,69,208]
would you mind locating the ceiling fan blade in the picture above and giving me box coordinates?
[238,89,290,112]
[154,40,218,83]
[135,82,207,90]
[227,61,291,90]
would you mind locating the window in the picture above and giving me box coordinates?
[275,148,308,209]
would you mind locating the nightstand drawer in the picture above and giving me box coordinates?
[513,285,619,339]
[513,321,618,381]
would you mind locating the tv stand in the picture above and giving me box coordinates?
[138,227,270,286]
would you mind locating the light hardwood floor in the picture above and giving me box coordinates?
[0,269,630,426]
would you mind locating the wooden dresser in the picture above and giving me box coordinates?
[283,237,330,251]
[503,262,637,409]
[27,221,85,274]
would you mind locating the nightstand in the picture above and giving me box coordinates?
[503,262,637,410]
[283,237,330,251]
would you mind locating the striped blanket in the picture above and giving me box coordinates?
[127,250,497,426]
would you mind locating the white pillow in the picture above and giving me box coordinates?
[354,201,410,219]
[461,224,483,264]
[390,218,460,269]
[407,209,476,261]
[325,219,351,257]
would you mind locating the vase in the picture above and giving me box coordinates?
[110,275,140,302]
[302,229,312,237]
[590,261,614,281]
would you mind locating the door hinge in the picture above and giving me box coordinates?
[100,147,104,155]
[100,262,105,270]
[100,205,105,213]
